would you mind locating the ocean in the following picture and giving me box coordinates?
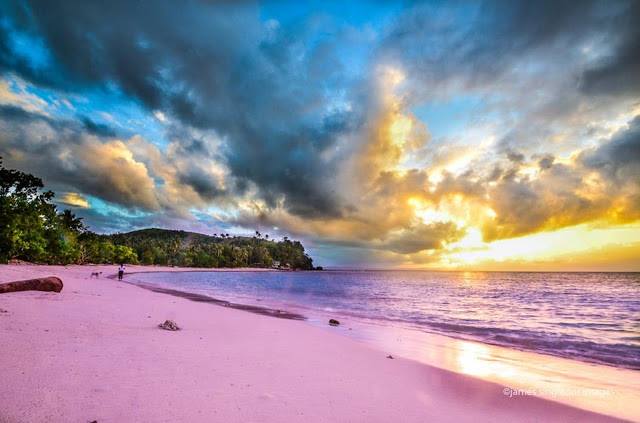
[129,270,640,370]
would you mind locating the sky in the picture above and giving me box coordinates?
[0,0,639,270]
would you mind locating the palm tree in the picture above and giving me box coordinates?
[59,210,85,232]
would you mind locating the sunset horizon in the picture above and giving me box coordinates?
[1,0,638,271]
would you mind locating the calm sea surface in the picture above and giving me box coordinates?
[131,270,640,370]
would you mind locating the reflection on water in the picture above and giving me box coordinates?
[457,341,512,378]
[132,270,640,370]
[460,271,478,287]
[131,270,640,420]
[332,318,639,421]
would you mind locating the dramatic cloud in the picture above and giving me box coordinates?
[579,2,640,97]
[580,116,640,223]
[0,0,638,268]
[382,222,463,254]
[0,105,160,210]
[0,0,364,218]
[380,0,640,97]
[582,116,640,176]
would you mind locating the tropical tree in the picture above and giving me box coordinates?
[0,159,315,269]
[0,157,57,262]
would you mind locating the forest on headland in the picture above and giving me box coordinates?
[0,158,316,270]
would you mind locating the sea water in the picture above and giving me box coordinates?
[130,270,640,370]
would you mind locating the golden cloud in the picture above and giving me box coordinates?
[75,139,160,210]
[60,192,90,209]
[233,72,640,268]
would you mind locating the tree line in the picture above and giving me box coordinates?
[0,158,316,270]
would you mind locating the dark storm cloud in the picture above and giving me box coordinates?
[582,116,640,176]
[176,166,226,201]
[381,0,638,93]
[579,1,640,97]
[0,0,366,218]
[80,116,116,138]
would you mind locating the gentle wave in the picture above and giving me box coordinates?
[130,270,640,370]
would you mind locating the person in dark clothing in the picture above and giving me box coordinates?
[118,263,125,281]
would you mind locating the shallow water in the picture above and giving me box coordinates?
[130,270,640,370]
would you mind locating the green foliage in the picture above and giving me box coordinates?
[0,158,134,264]
[109,228,314,270]
[113,244,138,264]
[0,159,314,269]
[1,157,58,263]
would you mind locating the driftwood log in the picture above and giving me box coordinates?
[0,276,63,294]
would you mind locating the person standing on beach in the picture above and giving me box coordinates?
[118,264,125,281]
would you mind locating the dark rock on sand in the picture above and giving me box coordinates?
[329,319,340,326]
[158,320,180,331]
[387,355,394,359]
[0,277,63,294]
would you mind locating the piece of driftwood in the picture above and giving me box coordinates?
[0,276,63,294]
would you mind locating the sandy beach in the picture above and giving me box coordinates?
[0,265,626,422]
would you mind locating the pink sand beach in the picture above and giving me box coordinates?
[0,265,630,422]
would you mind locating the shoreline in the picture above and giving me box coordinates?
[0,264,631,422]
[126,268,640,421]
[106,269,307,320]
[126,280,307,321]
[126,268,640,371]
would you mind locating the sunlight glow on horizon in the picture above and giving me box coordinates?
[431,224,640,271]
[1,2,639,270]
